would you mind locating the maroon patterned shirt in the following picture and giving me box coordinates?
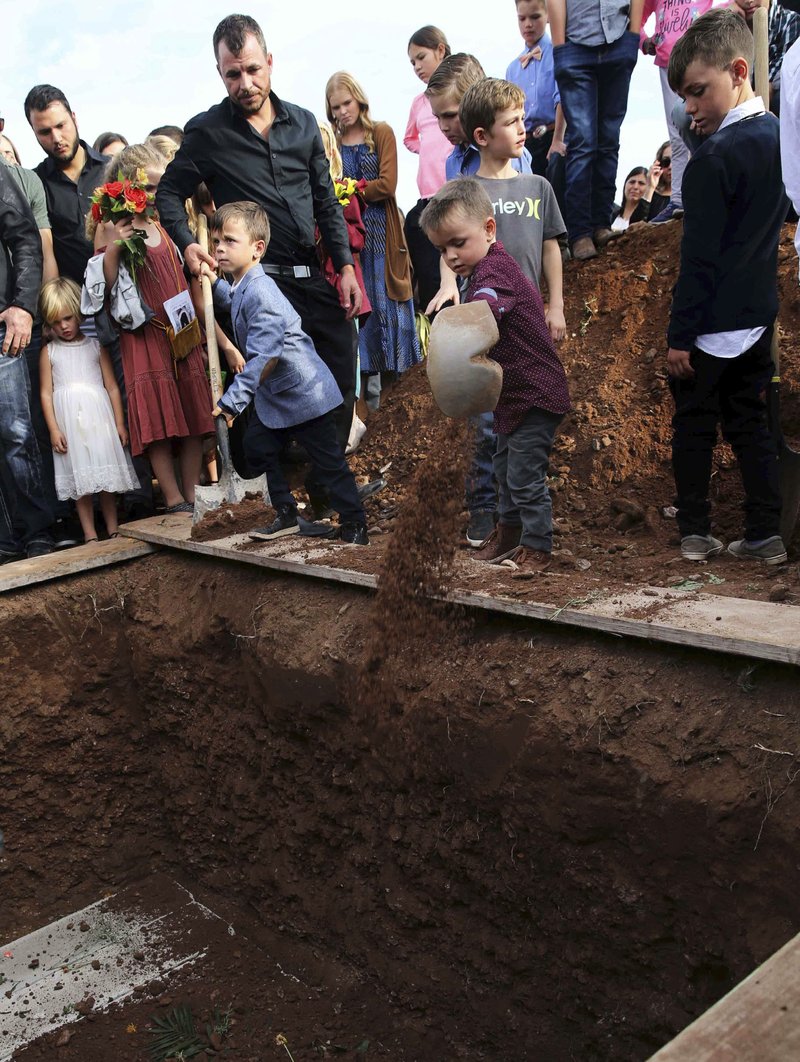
[465,241,571,435]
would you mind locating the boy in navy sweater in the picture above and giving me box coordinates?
[667,8,788,564]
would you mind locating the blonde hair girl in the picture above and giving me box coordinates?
[324,72,421,398]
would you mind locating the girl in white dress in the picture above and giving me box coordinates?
[39,278,139,543]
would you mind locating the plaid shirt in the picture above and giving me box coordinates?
[769,0,800,82]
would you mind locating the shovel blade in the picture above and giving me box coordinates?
[779,445,800,547]
[193,473,270,524]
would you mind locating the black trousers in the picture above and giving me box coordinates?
[404,198,442,313]
[524,129,554,178]
[244,410,365,525]
[269,272,357,454]
[669,330,782,540]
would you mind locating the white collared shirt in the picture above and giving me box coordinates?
[694,96,768,359]
[780,39,800,278]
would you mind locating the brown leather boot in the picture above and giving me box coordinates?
[505,545,552,579]
[474,522,522,563]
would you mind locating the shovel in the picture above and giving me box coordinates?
[754,12,800,545]
[192,215,269,525]
[767,332,800,546]
[426,301,502,418]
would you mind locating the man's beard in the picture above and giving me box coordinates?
[234,90,266,115]
[51,136,79,168]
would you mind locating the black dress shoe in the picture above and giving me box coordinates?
[339,522,369,545]
[249,505,300,541]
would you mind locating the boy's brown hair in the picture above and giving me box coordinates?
[459,78,526,147]
[211,201,271,249]
[668,7,753,91]
[425,52,486,101]
[420,176,494,236]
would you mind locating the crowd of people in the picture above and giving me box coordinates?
[0,0,798,569]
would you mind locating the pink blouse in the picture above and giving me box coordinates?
[403,93,452,199]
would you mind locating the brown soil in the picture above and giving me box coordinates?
[4,223,800,1062]
[2,554,800,1061]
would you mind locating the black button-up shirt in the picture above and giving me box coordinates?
[156,93,352,271]
[34,141,108,284]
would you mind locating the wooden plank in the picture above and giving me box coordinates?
[120,514,377,588]
[0,537,157,595]
[649,931,800,1061]
[120,516,800,666]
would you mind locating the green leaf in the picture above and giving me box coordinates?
[148,1004,205,1061]
[355,1041,370,1054]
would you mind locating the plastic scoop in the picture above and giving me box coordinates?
[426,302,502,418]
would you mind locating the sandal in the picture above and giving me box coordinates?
[165,501,194,514]
[84,537,99,544]
[109,532,120,538]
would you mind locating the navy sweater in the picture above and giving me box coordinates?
[668,111,787,351]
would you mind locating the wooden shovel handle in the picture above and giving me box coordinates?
[754,7,769,108]
[197,214,224,407]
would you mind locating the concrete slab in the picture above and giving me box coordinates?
[120,515,800,666]
[0,876,229,1059]
[0,537,157,596]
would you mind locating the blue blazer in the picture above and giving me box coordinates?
[214,266,342,429]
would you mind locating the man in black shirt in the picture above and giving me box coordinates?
[156,14,362,464]
[24,85,108,286]
[24,84,152,523]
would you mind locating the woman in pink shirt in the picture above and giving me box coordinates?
[641,0,720,219]
[404,25,453,311]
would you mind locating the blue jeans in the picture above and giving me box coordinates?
[553,32,640,243]
[0,325,53,548]
[494,408,563,552]
[465,412,497,514]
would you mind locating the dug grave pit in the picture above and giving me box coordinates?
[1,553,799,1060]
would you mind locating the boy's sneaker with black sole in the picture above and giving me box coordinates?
[466,509,495,547]
[727,536,787,565]
[680,534,724,561]
[339,522,369,545]
[249,505,300,541]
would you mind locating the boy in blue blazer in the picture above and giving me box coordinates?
[666,9,787,565]
[204,202,368,544]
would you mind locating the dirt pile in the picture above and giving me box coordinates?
[350,221,800,547]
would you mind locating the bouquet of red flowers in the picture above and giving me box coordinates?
[90,168,154,279]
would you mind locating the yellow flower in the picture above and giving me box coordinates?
[126,1023,136,1033]
[276,1034,288,1046]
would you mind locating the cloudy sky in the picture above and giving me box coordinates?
[2,0,665,209]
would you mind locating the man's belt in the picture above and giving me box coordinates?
[528,122,556,139]
[263,263,320,279]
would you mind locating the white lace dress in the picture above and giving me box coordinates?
[49,336,140,500]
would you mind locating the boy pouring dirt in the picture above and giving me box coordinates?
[421,178,571,576]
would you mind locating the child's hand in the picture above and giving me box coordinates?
[50,430,68,454]
[212,404,235,428]
[642,37,657,56]
[199,261,217,282]
[426,278,460,315]
[546,306,567,343]
[117,423,129,448]
[667,347,694,379]
[225,347,246,374]
[113,216,136,241]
